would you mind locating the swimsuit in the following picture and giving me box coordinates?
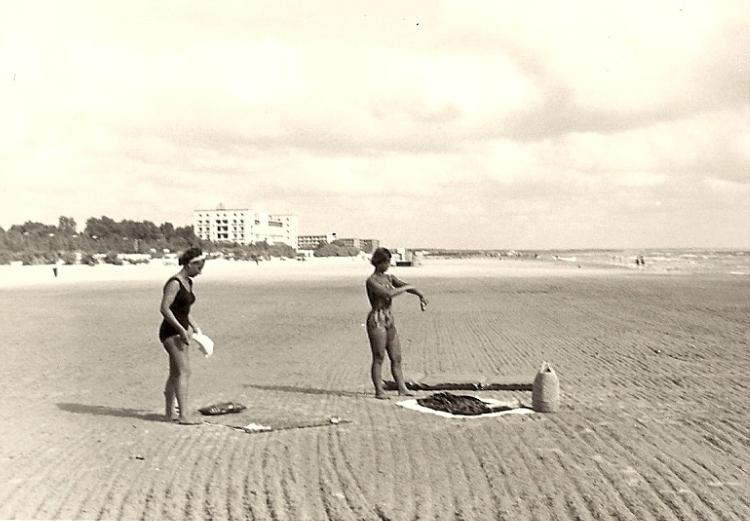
[158,277,196,343]
[366,274,397,331]
[367,308,395,331]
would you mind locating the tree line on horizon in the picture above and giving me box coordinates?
[0,215,365,266]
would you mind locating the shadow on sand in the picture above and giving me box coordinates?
[244,383,369,399]
[57,403,166,422]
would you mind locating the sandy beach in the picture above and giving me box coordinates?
[0,256,626,289]
[0,257,748,520]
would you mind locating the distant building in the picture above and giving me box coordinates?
[297,233,379,253]
[333,237,360,249]
[297,232,337,250]
[193,207,298,249]
[335,238,380,253]
[360,239,380,254]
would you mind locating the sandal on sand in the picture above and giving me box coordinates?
[199,402,247,416]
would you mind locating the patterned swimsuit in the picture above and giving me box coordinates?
[366,274,397,331]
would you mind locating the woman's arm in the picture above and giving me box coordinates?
[367,276,413,299]
[390,275,428,310]
[160,280,190,343]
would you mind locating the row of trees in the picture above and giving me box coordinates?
[0,216,361,265]
[0,216,296,264]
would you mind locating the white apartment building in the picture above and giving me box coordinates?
[193,208,298,249]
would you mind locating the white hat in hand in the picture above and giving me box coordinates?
[192,332,214,357]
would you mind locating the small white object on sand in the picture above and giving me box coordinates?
[242,423,272,433]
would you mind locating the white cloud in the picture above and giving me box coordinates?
[0,1,747,248]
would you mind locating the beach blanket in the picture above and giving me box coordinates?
[397,394,534,419]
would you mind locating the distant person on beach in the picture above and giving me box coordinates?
[158,246,205,424]
[365,247,428,399]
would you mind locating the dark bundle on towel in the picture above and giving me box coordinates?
[199,402,247,416]
[416,392,493,416]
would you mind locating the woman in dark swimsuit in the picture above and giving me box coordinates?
[159,246,205,424]
[366,247,428,399]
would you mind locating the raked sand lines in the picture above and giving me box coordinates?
[1,268,748,520]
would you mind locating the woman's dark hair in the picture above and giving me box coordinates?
[179,246,203,266]
[370,247,392,266]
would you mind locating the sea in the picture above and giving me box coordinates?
[542,249,750,276]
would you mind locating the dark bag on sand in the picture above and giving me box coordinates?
[199,402,247,416]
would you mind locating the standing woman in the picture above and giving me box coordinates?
[365,247,428,399]
[159,246,205,424]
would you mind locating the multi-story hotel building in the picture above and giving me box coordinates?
[193,208,298,249]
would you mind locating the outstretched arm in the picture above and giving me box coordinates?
[391,275,428,310]
[367,277,413,299]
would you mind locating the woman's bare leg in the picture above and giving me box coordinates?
[386,328,413,396]
[163,336,195,423]
[164,354,178,421]
[367,326,389,399]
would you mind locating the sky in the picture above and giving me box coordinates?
[1,1,748,250]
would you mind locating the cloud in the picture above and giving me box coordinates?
[0,1,747,248]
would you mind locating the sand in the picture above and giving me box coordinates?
[0,255,628,289]
[0,258,748,520]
